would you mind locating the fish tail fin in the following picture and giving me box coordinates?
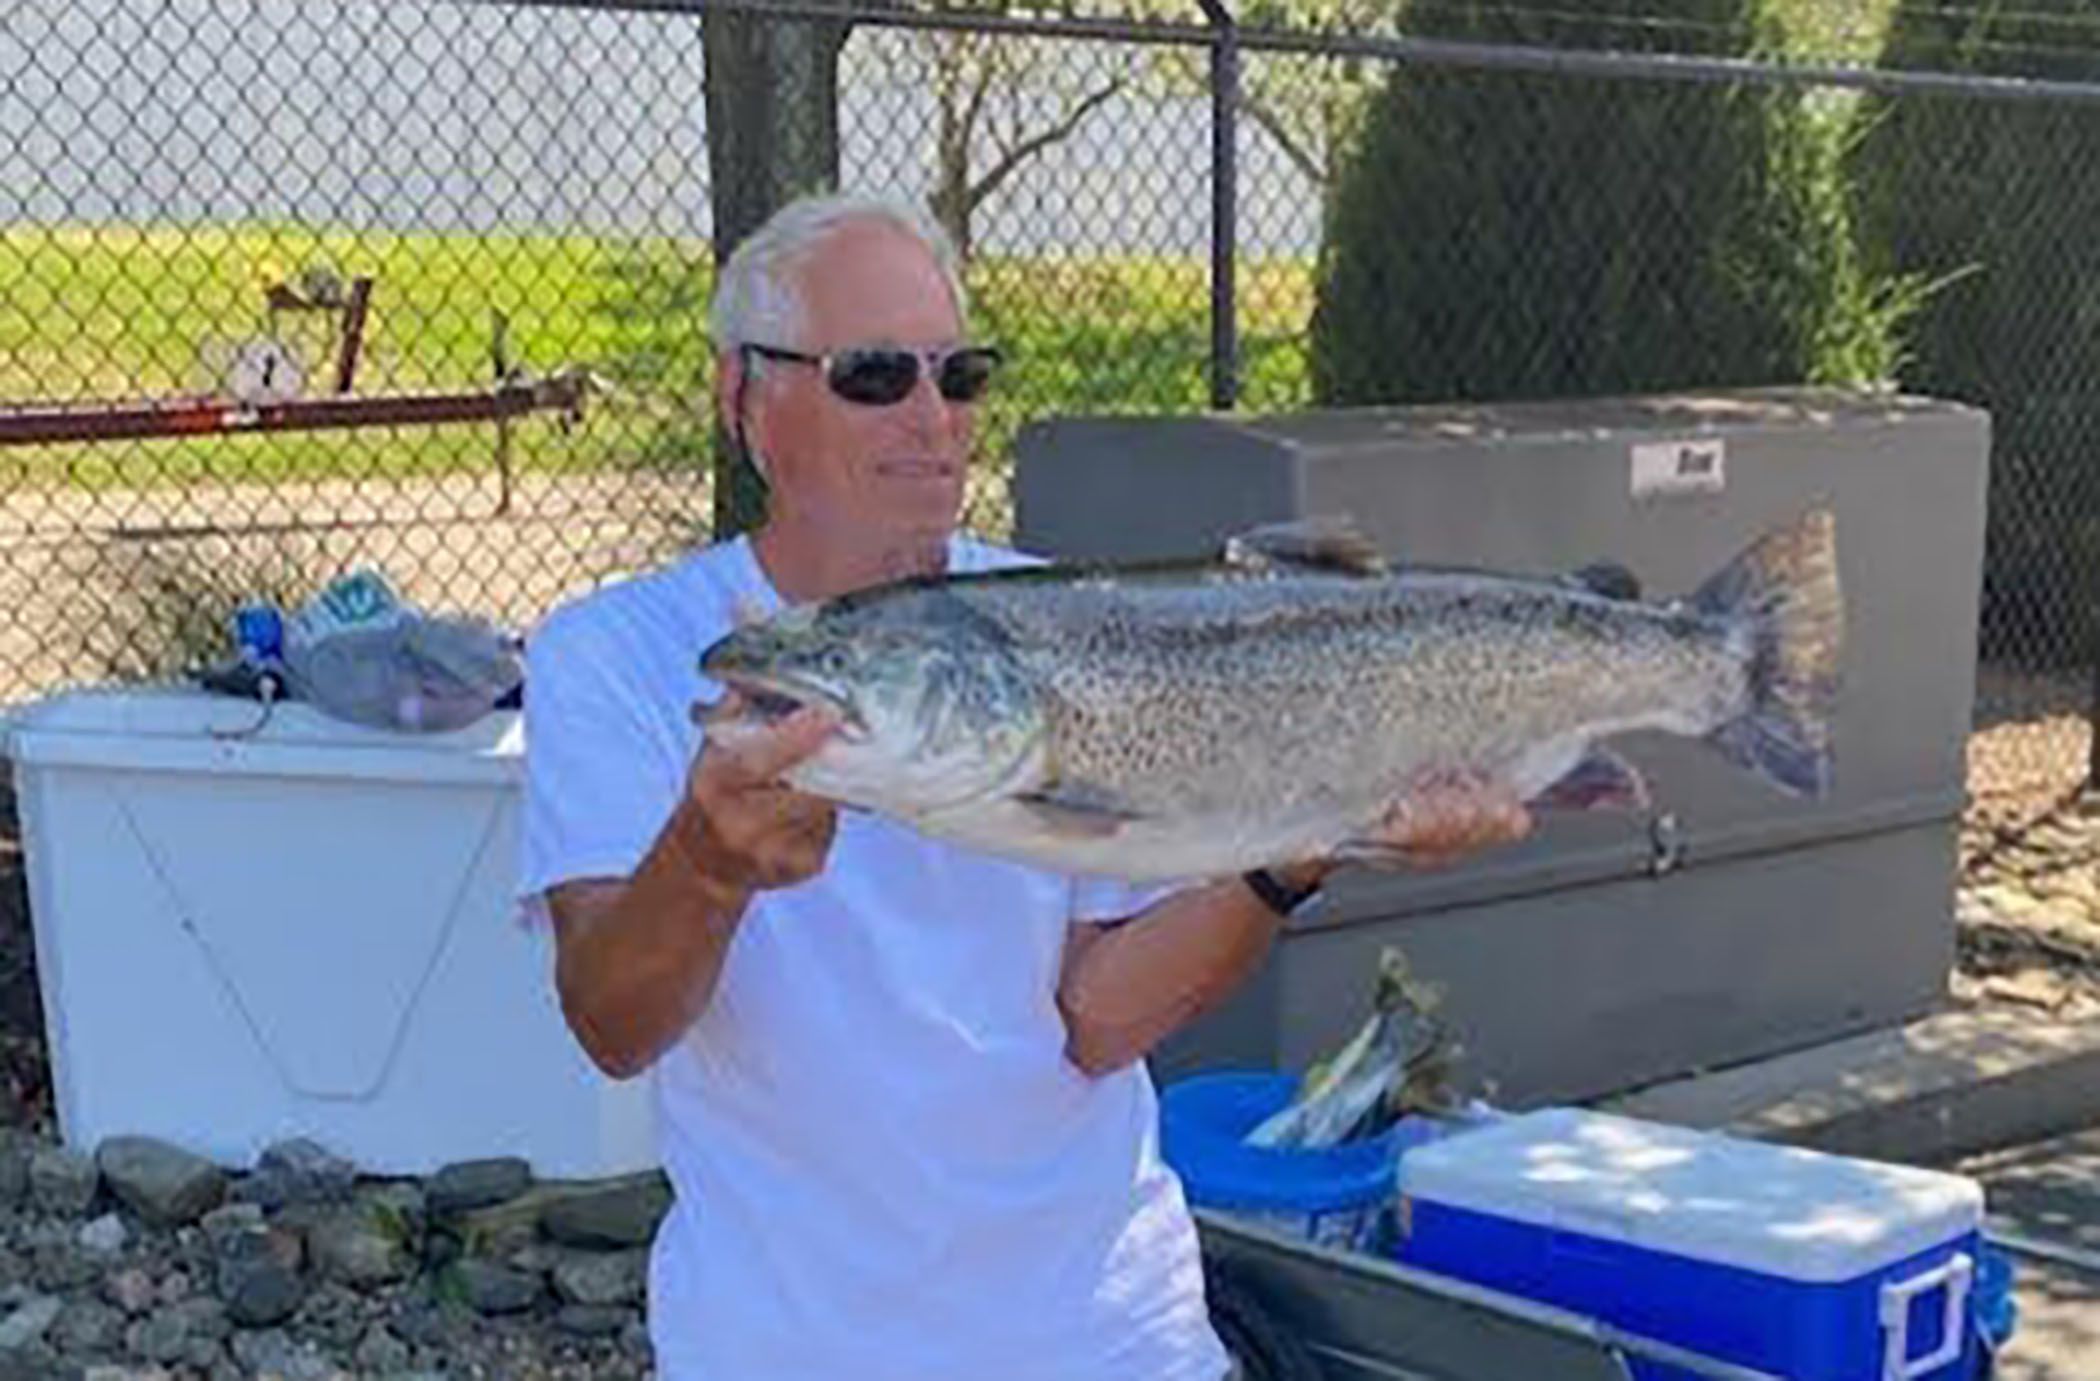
[1691,507,1844,797]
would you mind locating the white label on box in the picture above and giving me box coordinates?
[1631,438,1726,498]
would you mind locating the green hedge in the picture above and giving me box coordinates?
[1308,0,1912,407]
[1849,1,2100,670]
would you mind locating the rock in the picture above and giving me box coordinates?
[551,1249,646,1307]
[0,1295,61,1351]
[539,1174,671,1249]
[452,1188,556,1262]
[426,1158,532,1216]
[0,1343,64,1381]
[0,1134,32,1209]
[231,1140,359,1213]
[506,1242,559,1276]
[305,1209,411,1289]
[621,1314,653,1361]
[154,1272,188,1307]
[95,1137,225,1229]
[102,1268,156,1316]
[162,1299,226,1344]
[220,1263,302,1329]
[453,1259,540,1316]
[29,1146,99,1217]
[82,1367,174,1381]
[388,1301,473,1353]
[228,1327,342,1380]
[126,1307,191,1365]
[554,1303,630,1337]
[213,1220,304,1329]
[352,1323,410,1373]
[356,1182,425,1234]
[293,1282,368,1352]
[198,1203,262,1253]
[76,1214,126,1256]
[33,1241,99,1293]
[52,1297,125,1355]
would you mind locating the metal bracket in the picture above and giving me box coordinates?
[1647,811,1683,877]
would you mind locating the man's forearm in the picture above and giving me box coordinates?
[1057,869,1317,1077]
[553,799,754,1079]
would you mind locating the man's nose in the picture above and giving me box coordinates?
[898,361,954,436]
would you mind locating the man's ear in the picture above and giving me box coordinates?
[714,348,744,427]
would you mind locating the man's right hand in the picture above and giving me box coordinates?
[676,693,842,893]
[547,693,842,1080]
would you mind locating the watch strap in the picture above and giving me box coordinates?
[1242,867,1320,917]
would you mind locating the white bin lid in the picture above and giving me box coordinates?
[5,685,522,787]
[1398,1107,1982,1282]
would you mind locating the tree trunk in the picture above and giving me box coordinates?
[702,8,850,537]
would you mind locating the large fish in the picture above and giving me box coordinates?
[696,508,1842,881]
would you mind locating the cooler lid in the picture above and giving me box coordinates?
[1397,1107,1982,1283]
[5,684,522,786]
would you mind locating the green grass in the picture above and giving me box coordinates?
[0,221,1316,496]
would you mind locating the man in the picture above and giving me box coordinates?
[517,189,1529,1380]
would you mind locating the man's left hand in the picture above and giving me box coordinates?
[1273,772,1533,892]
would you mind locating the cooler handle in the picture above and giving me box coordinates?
[1879,1251,1973,1381]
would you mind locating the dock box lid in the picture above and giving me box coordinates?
[5,685,521,786]
[1397,1107,1983,1283]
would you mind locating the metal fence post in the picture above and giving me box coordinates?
[2089,578,2100,801]
[1200,0,1238,412]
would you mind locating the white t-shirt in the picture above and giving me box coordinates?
[517,532,1232,1381]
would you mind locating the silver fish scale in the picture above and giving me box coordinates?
[950,567,1743,818]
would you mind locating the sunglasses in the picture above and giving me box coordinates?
[742,341,1001,406]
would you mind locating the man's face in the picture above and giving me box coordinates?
[739,222,978,545]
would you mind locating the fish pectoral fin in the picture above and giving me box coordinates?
[1222,515,1389,576]
[1535,746,1652,812]
[1013,781,1145,838]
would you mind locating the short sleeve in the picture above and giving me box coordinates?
[1069,874,1194,926]
[515,602,681,921]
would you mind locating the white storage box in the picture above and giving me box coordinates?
[6,686,656,1178]
[1390,1107,1985,1381]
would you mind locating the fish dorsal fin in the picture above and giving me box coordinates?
[1222,516,1389,576]
[1558,561,1643,601]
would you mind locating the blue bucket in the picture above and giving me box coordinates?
[1160,1070,1457,1251]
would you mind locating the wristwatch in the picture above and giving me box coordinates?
[1242,867,1322,918]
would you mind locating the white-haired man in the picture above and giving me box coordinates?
[518,190,1528,1380]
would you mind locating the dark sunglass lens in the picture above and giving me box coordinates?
[937,349,998,402]
[829,350,918,404]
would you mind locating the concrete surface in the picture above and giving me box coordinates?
[1594,1000,2100,1165]
[1958,1127,2100,1380]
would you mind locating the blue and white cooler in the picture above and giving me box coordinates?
[1388,1107,1988,1380]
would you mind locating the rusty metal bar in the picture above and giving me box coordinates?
[0,374,589,449]
[334,276,374,394]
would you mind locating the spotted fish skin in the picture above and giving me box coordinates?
[697,509,1841,881]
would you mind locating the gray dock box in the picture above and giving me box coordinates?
[1012,387,1990,1107]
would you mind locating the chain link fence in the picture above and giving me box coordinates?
[0,0,2093,841]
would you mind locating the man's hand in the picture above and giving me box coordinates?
[1361,770,1533,870]
[1058,774,1533,1078]
[678,692,842,893]
[549,694,841,1080]
[1270,771,1533,892]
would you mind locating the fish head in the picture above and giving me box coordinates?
[697,591,1045,813]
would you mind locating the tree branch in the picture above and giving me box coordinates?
[967,76,1125,214]
[1243,90,1325,186]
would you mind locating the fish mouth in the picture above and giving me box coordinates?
[709,671,867,740]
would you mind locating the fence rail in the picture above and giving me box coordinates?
[0,0,2093,840]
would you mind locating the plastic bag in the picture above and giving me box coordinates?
[281,571,523,732]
